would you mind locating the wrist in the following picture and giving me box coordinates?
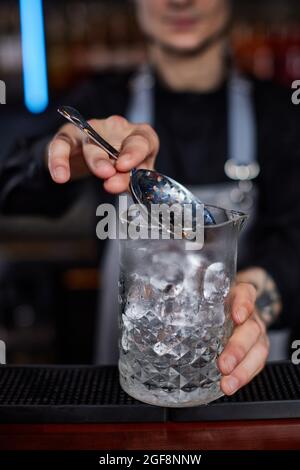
[236,267,282,327]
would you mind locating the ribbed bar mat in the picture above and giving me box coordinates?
[0,361,299,423]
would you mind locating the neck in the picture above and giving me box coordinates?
[150,41,227,92]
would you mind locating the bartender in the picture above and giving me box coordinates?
[1,0,300,396]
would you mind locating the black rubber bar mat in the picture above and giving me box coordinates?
[0,361,299,423]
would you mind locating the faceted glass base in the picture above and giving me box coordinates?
[119,371,224,408]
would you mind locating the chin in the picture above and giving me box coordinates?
[160,35,209,55]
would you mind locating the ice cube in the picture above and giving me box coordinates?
[121,329,131,351]
[203,262,230,303]
[183,253,206,292]
[213,303,226,326]
[153,341,170,356]
[127,273,160,304]
[127,281,143,303]
[122,313,134,332]
[125,302,146,320]
[150,261,184,298]
[161,293,201,326]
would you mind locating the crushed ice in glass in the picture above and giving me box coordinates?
[119,245,233,406]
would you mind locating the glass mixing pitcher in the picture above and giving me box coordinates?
[118,205,247,407]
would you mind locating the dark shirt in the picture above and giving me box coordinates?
[0,69,300,328]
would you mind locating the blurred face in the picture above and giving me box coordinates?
[136,0,231,54]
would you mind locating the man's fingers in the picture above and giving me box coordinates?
[48,123,85,183]
[48,137,71,183]
[229,282,257,325]
[116,125,158,172]
[220,336,269,395]
[82,142,116,179]
[103,173,130,194]
[218,316,263,375]
[48,118,159,187]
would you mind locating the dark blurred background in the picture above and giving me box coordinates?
[0,0,299,364]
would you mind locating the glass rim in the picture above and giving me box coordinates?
[119,203,249,231]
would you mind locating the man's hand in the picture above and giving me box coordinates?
[47,115,159,194]
[218,278,270,396]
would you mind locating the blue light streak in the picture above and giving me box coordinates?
[20,0,48,113]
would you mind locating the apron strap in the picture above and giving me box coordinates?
[127,64,155,124]
[226,72,260,180]
[228,72,257,165]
